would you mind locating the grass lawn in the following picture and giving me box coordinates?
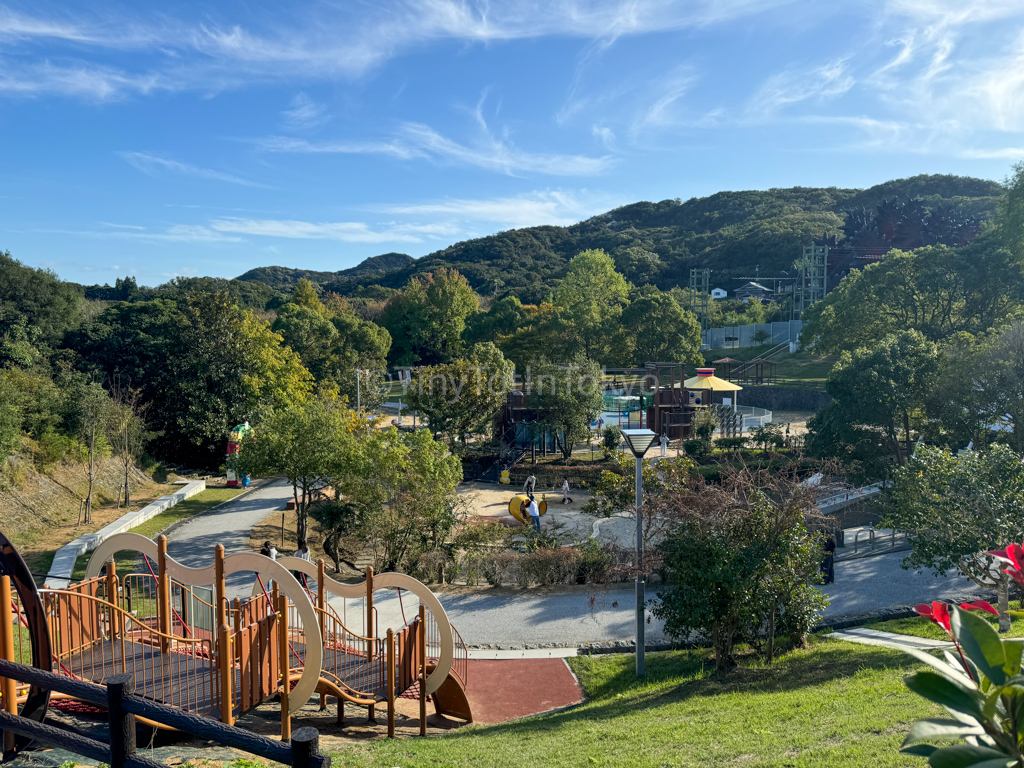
[866,600,1024,641]
[701,346,836,391]
[329,638,940,768]
[68,487,244,581]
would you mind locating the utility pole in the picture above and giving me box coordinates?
[356,369,361,413]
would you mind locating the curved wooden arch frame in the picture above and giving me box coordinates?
[85,533,322,711]
[274,557,454,696]
[0,530,52,755]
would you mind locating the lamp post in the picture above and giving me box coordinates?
[620,427,657,678]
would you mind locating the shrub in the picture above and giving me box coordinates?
[416,550,459,584]
[602,425,621,452]
[480,551,519,587]
[715,436,748,454]
[750,422,785,453]
[651,469,828,670]
[575,539,616,584]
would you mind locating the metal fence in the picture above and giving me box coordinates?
[702,320,803,349]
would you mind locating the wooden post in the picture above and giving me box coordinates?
[278,592,291,742]
[215,544,227,631]
[365,567,374,645]
[218,623,233,725]
[106,673,136,768]
[281,513,286,547]
[291,727,324,768]
[366,566,375,724]
[1,576,17,755]
[317,560,326,712]
[386,629,395,738]
[105,560,119,641]
[418,605,427,737]
[157,535,171,651]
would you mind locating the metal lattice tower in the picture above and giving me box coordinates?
[688,268,711,329]
[792,245,827,319]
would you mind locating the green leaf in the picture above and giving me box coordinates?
[901,645,978,689]
[901,744,938,757]
[903,718,985,746]
[905,671,985,720]
[1002,640,1024,676]
[928,744,1016,768]
[952,607,1007,686]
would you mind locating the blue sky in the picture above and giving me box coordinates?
[2,0,1023,287]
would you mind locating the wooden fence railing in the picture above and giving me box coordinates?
[0,658,329,768]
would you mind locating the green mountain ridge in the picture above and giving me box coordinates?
[235,174,1003,304]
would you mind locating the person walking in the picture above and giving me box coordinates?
[294,540,312,562]
[659,433,669,457]
[561,477,573,505]
[523,473,537,495]
[527,495,541,533]
[822,533,836,584]
[259,540,278,561]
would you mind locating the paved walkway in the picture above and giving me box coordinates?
[828,627,954,651]
[163,479,982,648]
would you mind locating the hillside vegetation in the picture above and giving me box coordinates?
[235,174,1002,303]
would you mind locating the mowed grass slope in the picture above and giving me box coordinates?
[330,639,940,768]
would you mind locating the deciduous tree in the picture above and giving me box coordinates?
[887,444,1024,631]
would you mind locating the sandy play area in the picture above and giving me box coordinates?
[457,481,636,548]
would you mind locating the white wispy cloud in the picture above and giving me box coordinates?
[118,151,268,187]
[377,190,623,229]
[257,118,613,177]
[961,148,1024,160]
[40,224,244,244]
[207,217,458,243]
[748,59,854,118]
[281,92,329,130]
[0,1,797,100]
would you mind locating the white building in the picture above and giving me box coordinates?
[711,288,727,299]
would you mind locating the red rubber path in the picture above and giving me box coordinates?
[462,659,583,724]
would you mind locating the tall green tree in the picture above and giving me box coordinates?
[0,375,19,464]
[0,250,82,352]
[526,356,604,460]
[887,444,1024,631]
[161,292,313,465]
[337,426,462,572]
[406,343,514,451]
[553,249,630,363]
[800,242,1024,354]
[381,269,478,365]
[806,330,940,466]
[236,396,355,542]
[621,290,703,365]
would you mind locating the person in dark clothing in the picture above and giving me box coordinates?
[822,533,837,584]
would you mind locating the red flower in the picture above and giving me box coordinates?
[914,601,952,632]
[960,600,999,616]
[987,543,1024,587]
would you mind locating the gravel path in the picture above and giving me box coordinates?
[164,479,982,646]
[437,552,980,647]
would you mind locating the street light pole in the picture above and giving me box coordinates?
[635,451,645,678]
[620,428,656,679]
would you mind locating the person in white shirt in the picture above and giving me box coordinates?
[294,540,312,562]
[660,433,669,457]
[259,541,277,561]
[527,496,541,532]
[561,477,573,505]
[524,474,537,494]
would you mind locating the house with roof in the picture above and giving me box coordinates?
[734,281,774,302]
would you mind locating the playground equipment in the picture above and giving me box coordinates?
[0,531,470,747]
[507,495,548,525]
[226,422,251,488]
[0,531,52,757]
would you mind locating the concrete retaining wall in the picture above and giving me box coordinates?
[45,479,205,588]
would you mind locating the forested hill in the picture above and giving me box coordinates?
[236,174,1004,304]
[236,251,414,287]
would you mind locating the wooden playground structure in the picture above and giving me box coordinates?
[1,531,471,758]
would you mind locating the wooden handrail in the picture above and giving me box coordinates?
[0,658,330,768]
[40,589,209,647]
